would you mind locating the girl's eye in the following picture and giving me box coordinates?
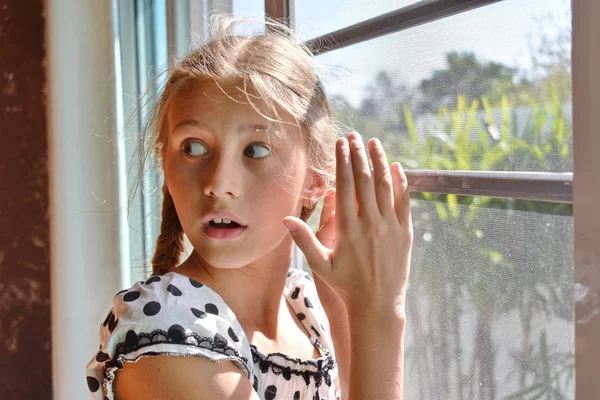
[183,141,208,157]
[244,143,271,159]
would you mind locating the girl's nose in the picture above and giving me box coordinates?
[202,156,241,199]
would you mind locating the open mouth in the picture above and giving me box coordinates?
[208,220,242,229]
[204,219,247,240]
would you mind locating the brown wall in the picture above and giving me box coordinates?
[0,0,52,398]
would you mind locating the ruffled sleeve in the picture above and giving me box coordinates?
[85,272,253,400]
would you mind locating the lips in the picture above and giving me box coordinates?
[204,224,247,240]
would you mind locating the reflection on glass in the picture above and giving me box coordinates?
[311,0,572,172]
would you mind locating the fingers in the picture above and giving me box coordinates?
[319,188,336,230]
[335,137,357,228]
[283,217,330,273]
[367,138,394,215]
[348,133,378,219]
[391,162,412,227]
[316,211,336,250]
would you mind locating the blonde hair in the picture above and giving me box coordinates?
[143,16,339,275]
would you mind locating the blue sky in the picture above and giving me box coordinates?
[233,0,571,107]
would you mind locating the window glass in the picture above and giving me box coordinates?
[233,0,264,20]
[311,0,572,172]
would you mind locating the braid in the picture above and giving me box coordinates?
[300,204,316,221]
[151,186,184,276]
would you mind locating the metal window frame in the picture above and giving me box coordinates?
[406,170,573,203]
[166,0,190,59]
[265,0,292,25]
[303,0,503,55]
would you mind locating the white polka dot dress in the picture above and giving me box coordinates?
[86,269,342,399]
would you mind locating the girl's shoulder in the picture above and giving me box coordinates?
[85,272,252,398]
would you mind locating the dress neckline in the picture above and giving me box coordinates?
[164,270,330,364]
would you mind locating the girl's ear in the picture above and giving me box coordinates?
[302,172,329,208]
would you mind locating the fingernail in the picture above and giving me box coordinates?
[283,220,295,232]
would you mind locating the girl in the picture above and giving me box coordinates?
[86,16,412,400]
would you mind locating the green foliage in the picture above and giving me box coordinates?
[419,52,525,113]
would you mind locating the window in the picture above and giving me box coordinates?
[113,1,600,398]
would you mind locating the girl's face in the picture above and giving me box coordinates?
[164,80,314,269]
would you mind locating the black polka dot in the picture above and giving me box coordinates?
[320,323,326,331]
[107,313,115,328]
[294,391,300,400]
[287,270,293,277]
[310,326,321,337]
[291,287,300,299]
[123,291,141,302]
[95,351,110,362]
[325,373,332,386]
[108,314,118,332]
[304,297,313,308]
[167,284,182,296]
[302,371,311,385]
[145,276,161,284]
[313,391,320,400]
[228,327,239,342]
[265,385,277,400]
[282,366,291,380]
[168,324,187,343]
[125,330,138,348]
[189,278,203,288]
[102,310,112,327]
[205,303,219,315]
[296,313,306,321]
[253,375,258,392]
[115,289,127,297]
[259,358,269,373]
[214,332,228,348]
[305,273,313,281]
[191,308,207,319]
[86,376,100,392]
[143,301,161,316]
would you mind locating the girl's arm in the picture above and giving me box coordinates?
[346,306,406,400]
[114,355,262,400]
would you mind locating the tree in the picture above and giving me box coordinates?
[419,51,524,114]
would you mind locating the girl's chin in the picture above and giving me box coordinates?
[192,250,249,270]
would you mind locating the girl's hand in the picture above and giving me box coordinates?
[283,132,413,318]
